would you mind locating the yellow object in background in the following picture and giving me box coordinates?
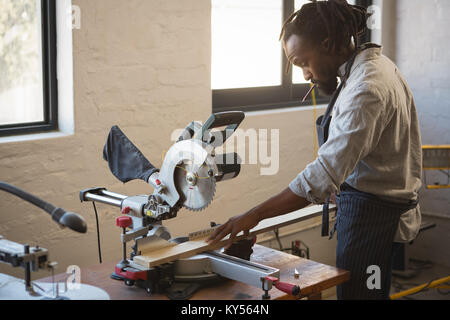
[311,83,318,158]
[422,145,450,189]
[390,275,450,300]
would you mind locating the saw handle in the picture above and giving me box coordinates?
[205,111,245,129]
[194,111,245,144]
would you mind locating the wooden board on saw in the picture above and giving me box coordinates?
[133,204,335,268]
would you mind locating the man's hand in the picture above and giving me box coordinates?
[206,187,310,249]
[207,210,260,249]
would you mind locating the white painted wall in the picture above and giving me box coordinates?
[395,0,450,217]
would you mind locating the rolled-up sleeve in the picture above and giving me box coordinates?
[289,84,386,204]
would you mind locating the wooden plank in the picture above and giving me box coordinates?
[133,204,335,268]
[139,237,177,256]
[188,225,221,241]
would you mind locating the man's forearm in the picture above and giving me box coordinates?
[250,187,311,222]
[207,187,311,245]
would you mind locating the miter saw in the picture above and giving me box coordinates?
[80,112,300,300]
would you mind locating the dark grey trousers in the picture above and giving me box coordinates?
[335,186,414,300]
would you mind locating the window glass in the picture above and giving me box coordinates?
[212,0,283,90]
[0,0,44,126]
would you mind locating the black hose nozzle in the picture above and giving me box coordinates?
[51,208,87,233]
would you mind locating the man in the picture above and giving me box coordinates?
[208,0,422,300]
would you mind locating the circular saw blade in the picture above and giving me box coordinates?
[174,160,216,211]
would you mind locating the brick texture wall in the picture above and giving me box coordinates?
[396,0,450,217]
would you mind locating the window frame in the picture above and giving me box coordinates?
[212,0,372,113]
[0,0,58,137]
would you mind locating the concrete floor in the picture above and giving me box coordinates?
[388,215,450,300]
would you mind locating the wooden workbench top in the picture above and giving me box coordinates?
[38,244,349,300]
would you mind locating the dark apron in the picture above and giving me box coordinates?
[335,183,418,300]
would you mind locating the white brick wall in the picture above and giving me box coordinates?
[396,0,450,217]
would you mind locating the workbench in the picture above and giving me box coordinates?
[39,244,349,300]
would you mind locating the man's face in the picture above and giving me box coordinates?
[283,34,339,96]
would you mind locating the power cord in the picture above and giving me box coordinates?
[392,278,436,300]
[273,229,310,259]
[92,202,102,264]
[392,278,450,300]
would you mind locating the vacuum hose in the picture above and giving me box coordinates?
[0,181,87,233]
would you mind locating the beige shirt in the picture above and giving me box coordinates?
[289,46,423,242]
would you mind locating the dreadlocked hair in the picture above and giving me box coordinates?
[280,0,371,54]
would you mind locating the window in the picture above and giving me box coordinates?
[211,0,283,90]
[0,0,57,136]
[212,0,371,112]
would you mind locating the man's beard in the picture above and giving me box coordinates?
[314,77,338,96]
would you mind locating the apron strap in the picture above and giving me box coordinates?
[321,198,330,237]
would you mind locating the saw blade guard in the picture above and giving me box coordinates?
[170,112,245,211]
[174,157,217,211]
[156,139,217,209]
